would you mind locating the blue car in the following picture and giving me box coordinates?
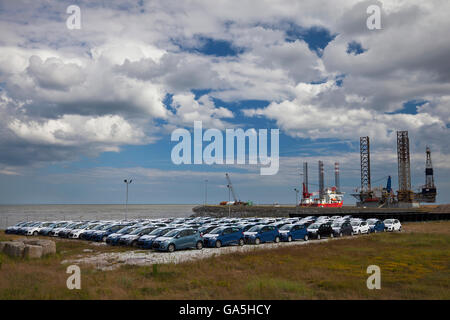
[367,219,385,233]
[92,224,131,242]
[197,225,219,237]
[117,226,159,246]
[243,225,280,245]
[152,228,203,252]
[5,221,28,234]
[137,227,176,249]
[80,223,111,240]
[278,223,308,242]
[203,226,245,248]
[106,225,141,245]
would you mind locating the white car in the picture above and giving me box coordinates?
[68,223,97,238]
[351,220,370,234]
[383,219,402,232]
[26,222,54,236]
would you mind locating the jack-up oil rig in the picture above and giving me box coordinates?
[352,131,437,208]
[300,161,344,207]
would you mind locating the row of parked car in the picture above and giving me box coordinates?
[4,215,402,252]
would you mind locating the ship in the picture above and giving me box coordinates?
[300,184,343,208]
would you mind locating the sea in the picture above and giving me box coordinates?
[0,204,197,229]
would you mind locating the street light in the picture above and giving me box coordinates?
[124,179,133,220]
[204,179,208,205]
[294,188,299,207]
[227,184,231,217]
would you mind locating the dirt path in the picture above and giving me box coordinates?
[61,236,357,270]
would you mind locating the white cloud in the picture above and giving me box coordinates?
[168,93,234,129]
[0,0,448,203]
[8,114,147,150]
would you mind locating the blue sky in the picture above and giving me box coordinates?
[0,0,449,205]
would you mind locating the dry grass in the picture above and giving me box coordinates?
[0,221,449,300]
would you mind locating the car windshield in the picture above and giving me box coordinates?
[247,225,262,232]
[208,227,225,234]
[129,227,146,235]
[308,224,320,229]
[164,229,181,237]
[367,220,377,225]
[118,226,137,234]
[65,223,78,228]
[351,221,360,226]
[332,222,342,227]
[148,228,164,235]
[93,224,108,230]
[86,224,99,230]
[384,219,394,224]
[279,224,292,231]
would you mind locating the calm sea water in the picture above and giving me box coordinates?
[0,204,196,229]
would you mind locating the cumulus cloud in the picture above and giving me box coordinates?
[0,0,448,198]
[27,56,86,91]
[243,80,447,146]
[168,93,234,129]
[8,114,146,148]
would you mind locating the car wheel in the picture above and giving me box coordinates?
[304,234,308,241]
[102,236,107,242]
[33,231,38,236]
[132,241,138,247]
[215,240,222,248]
[374,229,378,233]
[239,238,244,246]
[275,236,280,243]
[330,233,334,238]
[168,244,175,252]
[196,241,203,250]
[399,227,402,232]
[358,230,361,235]
[317,234,321,240]
[255,238,261,245]
[287,235,292,242]
[339,232,343,237]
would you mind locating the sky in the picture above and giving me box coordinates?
[0,0,449,205]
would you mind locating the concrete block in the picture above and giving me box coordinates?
[23,245,43,259]
[0,241,9,252]
[23,239,56,255]
[3,242,25,257]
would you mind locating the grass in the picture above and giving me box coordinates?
[0,221,449,299]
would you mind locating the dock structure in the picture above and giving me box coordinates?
[192,205,450,222]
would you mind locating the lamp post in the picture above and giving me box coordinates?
[204,179,208,205]
[294,188,299,207]
[227,184,231,217]
[124,179,132,220]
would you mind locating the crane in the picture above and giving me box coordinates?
[218,173,252,206]
[225,173,239,203]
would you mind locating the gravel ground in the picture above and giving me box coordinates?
[62,236,355,270]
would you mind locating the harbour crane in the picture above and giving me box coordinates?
[226,173,239,204]
[219,173,251,206]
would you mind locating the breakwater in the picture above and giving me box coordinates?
[191,205,450,222]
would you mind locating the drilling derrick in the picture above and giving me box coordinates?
[397,131,414,203]
[303,162,309,195]
[360,136,371,192]
[415,147,437,203]
[318,160,324,200]
[334,162,340,193]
